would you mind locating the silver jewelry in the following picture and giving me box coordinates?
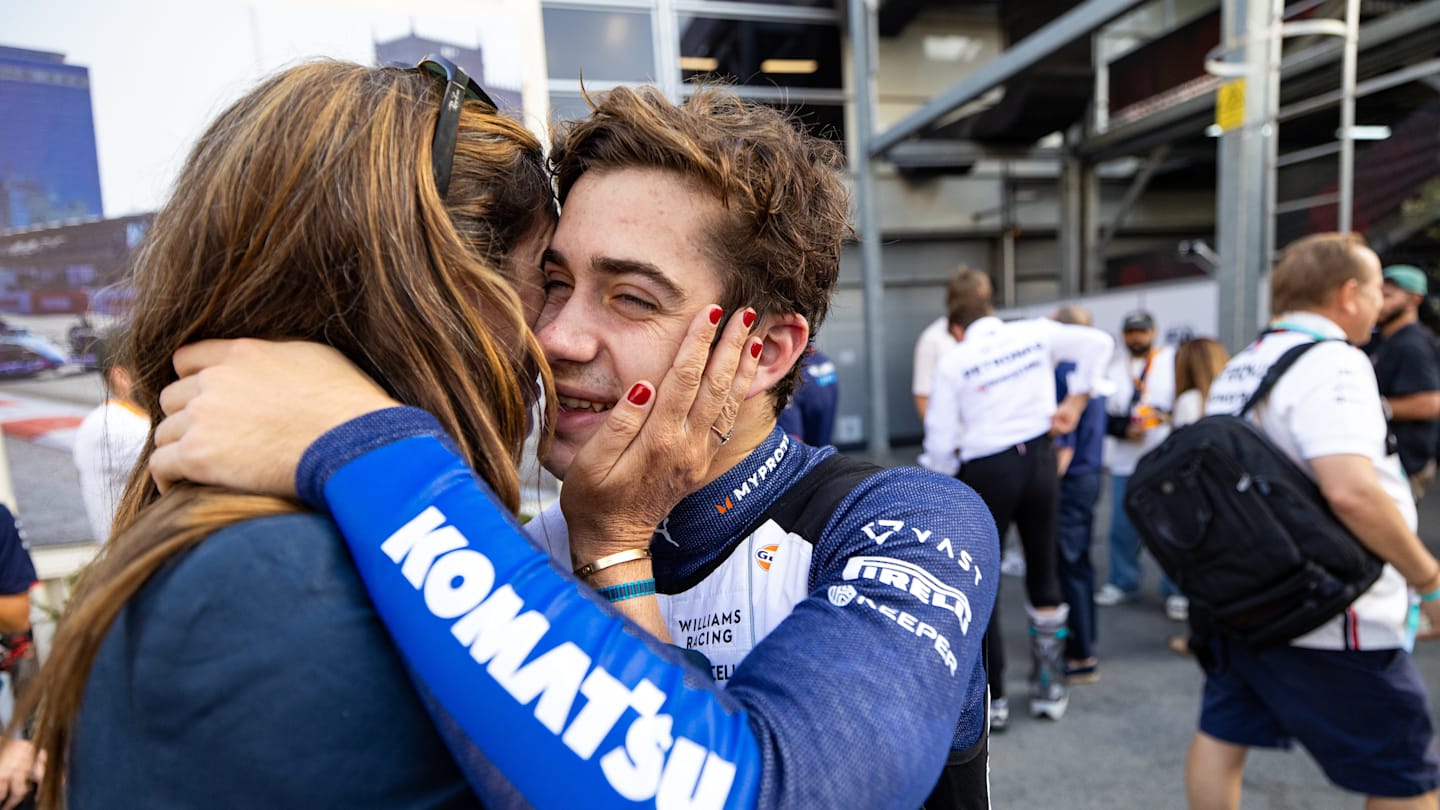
[710,425,733,445]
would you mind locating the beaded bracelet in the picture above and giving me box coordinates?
[596,578,657,603]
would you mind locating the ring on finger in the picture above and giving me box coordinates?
[710,425,733,445]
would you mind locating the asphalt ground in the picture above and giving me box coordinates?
[2,361,1437,807]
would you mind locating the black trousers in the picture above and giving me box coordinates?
[921,739,991,810]
[958,433,1063,699]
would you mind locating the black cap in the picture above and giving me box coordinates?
[1122,310,1155,332]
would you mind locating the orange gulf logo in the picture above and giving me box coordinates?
[715,497,734,515]
[756,544,778,571]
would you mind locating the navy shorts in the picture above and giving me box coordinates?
[1200,638,1440,797]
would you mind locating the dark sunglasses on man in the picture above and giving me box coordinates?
[415,54,498,198]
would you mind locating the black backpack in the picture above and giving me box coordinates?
[1123,340,1384,650]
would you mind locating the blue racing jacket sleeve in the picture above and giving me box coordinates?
[298,407,995,809]
[300,409,759,809]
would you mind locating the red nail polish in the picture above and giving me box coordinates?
[742,310,757,328]
[627,383,652,406]
[750,341,763,359]
[709,307,723,326]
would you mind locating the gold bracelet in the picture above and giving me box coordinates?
[573,547,652,580]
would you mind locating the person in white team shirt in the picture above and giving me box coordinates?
[913,267,1026,577]
[1189,231,1440,809]
[73,338,149,543]
[923,268,1113,726]
[913,269,963,468]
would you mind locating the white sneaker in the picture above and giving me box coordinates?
[1165,595,1190,622]
[1000,549,1027,577]
[1094,583,1135,607]
[1030,691,1069,721]
[990,697,1010,732]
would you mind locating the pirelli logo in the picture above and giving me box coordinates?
[841,556,973,634]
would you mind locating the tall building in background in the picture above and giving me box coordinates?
[0,46,104,231]
[375,35,521,112]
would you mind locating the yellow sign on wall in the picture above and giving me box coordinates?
[1215,79,1246,132]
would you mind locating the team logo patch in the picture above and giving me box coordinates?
[828,584,858,606]
[755,544,778,571]
[716,435,789,515]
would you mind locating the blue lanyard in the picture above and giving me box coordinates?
[1265,321,1339,344]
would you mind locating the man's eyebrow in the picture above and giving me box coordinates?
[543,247,687,303]
[593,257,686,302]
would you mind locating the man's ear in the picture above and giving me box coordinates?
[1335,277,1360,314]
[746,313,809,400]
[107,365,133,400]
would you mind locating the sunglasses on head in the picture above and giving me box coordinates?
[416,54,498,199]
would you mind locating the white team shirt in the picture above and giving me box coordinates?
[922,316,1114,474]
[1104,346,1177,476]
[1171,389,1205,428]
[73,398,150,543]
[911,316,957,398]
[1206,311,1411,650]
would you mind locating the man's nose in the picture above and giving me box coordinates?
[536,298,601,364]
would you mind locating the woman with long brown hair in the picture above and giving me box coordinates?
[1172,337,1231,428]
[25,58,560,808]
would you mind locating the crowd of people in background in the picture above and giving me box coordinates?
[914,238,1440,808]
[919,269,1112,727]
[913,274,1201,702]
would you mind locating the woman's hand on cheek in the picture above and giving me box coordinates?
[561,305,762,563]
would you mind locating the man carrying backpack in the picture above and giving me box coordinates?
[1188,232,1440,809]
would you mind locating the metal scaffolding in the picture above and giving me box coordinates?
[1210,0,1362,352]
[848,0,889,457]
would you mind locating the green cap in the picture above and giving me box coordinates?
[1383,265,1428,297]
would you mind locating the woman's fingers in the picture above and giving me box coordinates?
[710,333,764,444]
[646,305,727,425]
[0,741,35,810]
[566,381,656,485]
[687,308,756,441]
